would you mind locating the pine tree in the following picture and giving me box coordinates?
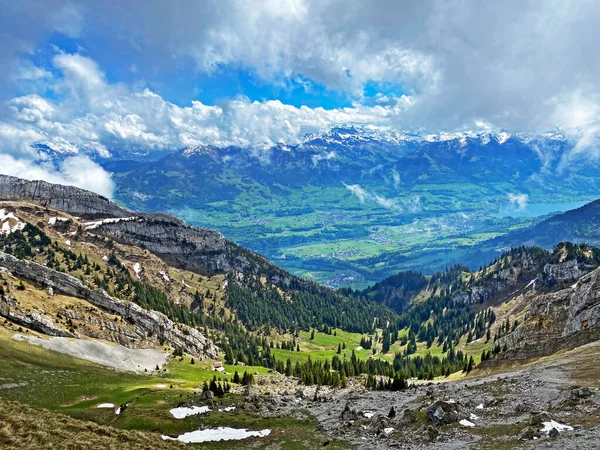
[310,329,315,340]
[467,356,475,373]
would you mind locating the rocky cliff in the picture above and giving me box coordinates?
[86,216,277,277]
[452,254,594,307]
[493,266,600,360]
[0,175,131,219]
[0,252,218,359]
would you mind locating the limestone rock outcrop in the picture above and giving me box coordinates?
[494,266,600,359]
[0,252,218,359]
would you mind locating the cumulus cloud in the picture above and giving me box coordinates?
[2,0,600,167]
[3,1,600,130]
[0,52,409,155]
[0,154,114,198]
[507,193,529,211]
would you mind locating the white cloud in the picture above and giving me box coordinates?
[507,193,529,211]
[0,155,114,198]
[0,53,409,154]
[343,183,369,203]
[343,182,413,212]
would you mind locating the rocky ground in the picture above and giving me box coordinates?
[235,341,600,449]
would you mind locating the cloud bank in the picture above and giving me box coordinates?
[2,0,600,193]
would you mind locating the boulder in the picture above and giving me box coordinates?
[519,426,540,441]
[426,400,460,427]
[571,387,593,401]
[530,411,552,426]
[201,390,215,400]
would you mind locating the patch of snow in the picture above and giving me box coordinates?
[133,262,141,278]
[541,420,573,434]
[356,346,363,351]
[476,403,484,410]
[48,217,69,226]
[159,270,171,282]
[363,411,375,418]
[162,427,271,443]
[447,399,456,404]
[525,278,537,290]
[470,413,479,420]
[156,384,167,389]
[0,209,25,235]
[84,217,137,230]
[115,407,122,415]
[383,427,394,435]
[218,406,236,412]
[97,403,115,408]
[170,405,211,419]
[495,131,511,144]
[459,419,475,427]
[102,255,109,261]
[65,240,71,246]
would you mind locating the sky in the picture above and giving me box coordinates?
[1,0,600,196]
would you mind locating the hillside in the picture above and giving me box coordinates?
[492,198,600,248]
[0,175,393,333]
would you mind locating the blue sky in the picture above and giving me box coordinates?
[24,33,374,110]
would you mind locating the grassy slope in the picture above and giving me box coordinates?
[0,325,350,449]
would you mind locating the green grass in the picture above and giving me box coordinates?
[0,327,352,448]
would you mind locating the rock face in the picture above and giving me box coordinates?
[543,259,587,283]
[0,252,218,359]
[87,217,274,277]
[0,295,75,338]
[453,257,593,307]
[0,175,131,219]
[494,267,600,360]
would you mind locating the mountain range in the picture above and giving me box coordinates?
[78,126,595,288]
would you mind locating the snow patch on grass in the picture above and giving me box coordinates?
[170,405,211,419]
[162,427,271,443]
[459,419,475,427]
[218,406,236,412]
